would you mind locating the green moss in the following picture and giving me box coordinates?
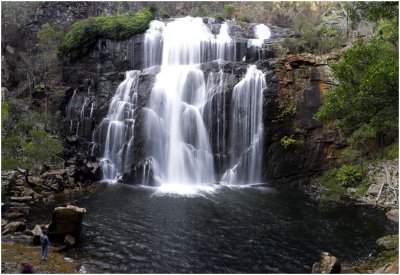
[59,8,154,59]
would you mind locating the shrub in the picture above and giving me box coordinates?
[317,168,346,202]
[22,129,63,170]
[339,149,362,164]
[383,143,399,159]
[223,4,235,19]
[280,134,303,149]
[59,8,154,59]
[336,164,363,187]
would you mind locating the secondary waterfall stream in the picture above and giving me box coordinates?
[92,17,271,190]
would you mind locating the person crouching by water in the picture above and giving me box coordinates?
[40,231,50,261]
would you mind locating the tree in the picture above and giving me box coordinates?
[315,19,398,155]
[1,101,64,172]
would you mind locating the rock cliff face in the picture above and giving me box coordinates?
[263,53,346,185]
[58,19,346,186]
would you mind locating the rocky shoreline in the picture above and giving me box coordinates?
[305,159,399,274]
[1,166,105,274]
[2,163,398,274]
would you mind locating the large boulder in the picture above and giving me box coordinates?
[47,205,86,241]
[312,252,341,274]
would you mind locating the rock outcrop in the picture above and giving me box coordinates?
[264,53,345,185]
[47,205,86,242]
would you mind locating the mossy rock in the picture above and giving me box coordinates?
[376,234,399,251]
[59,8,155,60]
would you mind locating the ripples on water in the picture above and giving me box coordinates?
[29,183,397,273]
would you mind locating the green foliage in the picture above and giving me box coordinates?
[315,20,398,154]
[283,12,344,54]
[346,2,398,26]
[223,4,235,19]
[357,179,372,196]
[22,129,63,167]
[2,134,25,170]
[316,163,364,201]
[2,99,63,173]
[336,164,363,187]
[37,23,57,51]
[383,143,399,160]
[280,134,303,149]
[273,103,296,123]
[60,8,154,59]
[339,149,363,165]
[317,168,346,202]
[1,102,9,124]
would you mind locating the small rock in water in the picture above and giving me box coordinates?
[312,252,341,273]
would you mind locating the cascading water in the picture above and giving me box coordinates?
[222,65,266,184]
[94,71,140,180]
[92,17,269,190]
[144,17,217,190]
[143,20,164,68]
[248,24,271,48]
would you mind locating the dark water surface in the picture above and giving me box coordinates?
[29,184,397,273]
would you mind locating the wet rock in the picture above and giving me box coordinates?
[312,252,341,274]
[2,221,26,235]
[386,209,399,223]
[8,207,30,213]
[10,196,32,202]
[48,205,86,241]
[64,234,76,246]
[376,235,398,251]
[9,202,26,207]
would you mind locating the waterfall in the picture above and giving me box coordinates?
[145,17,217,187]
[216,23,235,61]
[91,17,269,189]
[95,71,140,180]
[143,20,164,68]
[204,66,231,176]
[222,65,266,184]
[248,24,271,48]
